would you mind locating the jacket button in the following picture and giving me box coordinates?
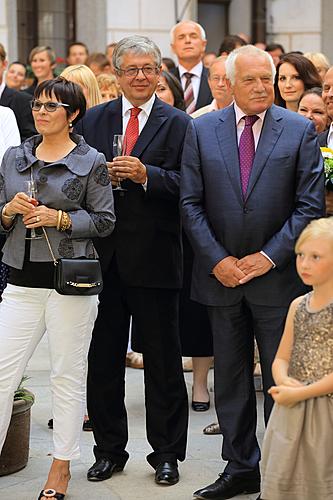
[39,174,48,183]
[243,207,249,214]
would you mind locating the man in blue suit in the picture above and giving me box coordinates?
[75,36,190,486]
[180,45,325,499]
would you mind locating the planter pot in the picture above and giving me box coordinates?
[0,391,34,476]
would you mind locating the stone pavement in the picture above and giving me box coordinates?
[0,337,264,500]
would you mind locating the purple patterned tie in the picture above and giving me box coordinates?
[239,115,259,196]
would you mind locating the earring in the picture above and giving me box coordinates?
[69,121,72,128]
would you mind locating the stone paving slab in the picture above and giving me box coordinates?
[0,336,263,500]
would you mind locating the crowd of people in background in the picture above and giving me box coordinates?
[0,19,332,500]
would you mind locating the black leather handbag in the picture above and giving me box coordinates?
[43,228,103,296]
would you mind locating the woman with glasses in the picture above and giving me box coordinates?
[0,77,115,500]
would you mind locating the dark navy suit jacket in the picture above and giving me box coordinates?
[180,104,325,307]
[75,96,191,288]
[0,86,36,141]
[172,66,212,111]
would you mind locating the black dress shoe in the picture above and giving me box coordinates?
[193,472,260,499]
[192,400,210,412]
[87,458,124,482]
[155,462,179,485]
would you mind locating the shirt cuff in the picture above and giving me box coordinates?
[141,179,148,191]
[260,250,276,268]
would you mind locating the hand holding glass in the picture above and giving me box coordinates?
[112,134,127,192]
[23,180,42,239]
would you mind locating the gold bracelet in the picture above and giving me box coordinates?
[60,211,72,231]
[56,210,63,231]
[2,203,15,220]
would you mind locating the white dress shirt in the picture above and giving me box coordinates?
[327,122,333,149]
[121,94,156,189]
[0,105,20,162]
[121,93,156,134]
[234,103,275,268]
[178,61,203,104]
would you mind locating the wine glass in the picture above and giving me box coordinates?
[23,180,42,239]
[112,134,127,192]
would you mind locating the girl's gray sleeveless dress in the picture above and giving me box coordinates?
[260,293,333,500]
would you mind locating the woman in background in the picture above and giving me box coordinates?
[96,73,121,102]
[304,52,330,82]
[25,46,56,96]
[298,87,329,134]
[156,70,214,412]
[275,53,322,112]
[5,61,27,90]
[61,64,102,108]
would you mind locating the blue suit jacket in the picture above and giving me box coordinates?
[180,104,325,306]
[75,96,191,288]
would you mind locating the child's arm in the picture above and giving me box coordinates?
[272,296,304,387]
[269,372,333,407]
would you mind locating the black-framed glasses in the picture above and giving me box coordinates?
[116,65,159,78]
[30,100,70,112]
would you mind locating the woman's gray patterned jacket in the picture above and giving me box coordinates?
[0,133,115,269]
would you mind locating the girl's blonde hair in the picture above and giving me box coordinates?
[304,52,330,72]
[96,73,121,97]
[60,64,102,108]
[295,217,333,252]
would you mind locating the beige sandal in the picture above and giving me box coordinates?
[126,351,144,369]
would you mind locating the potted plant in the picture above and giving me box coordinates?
[0,376,35,476]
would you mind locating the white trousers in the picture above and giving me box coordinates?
[0,284,98,460]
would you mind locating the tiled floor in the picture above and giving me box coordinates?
[0,336,264,500]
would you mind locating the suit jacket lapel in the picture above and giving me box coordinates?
[246,105,284,199]
[130,97,168,158]
[215,106,243,205]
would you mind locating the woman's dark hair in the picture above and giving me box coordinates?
[299,86,323,102]
[34,77,86,125]
[8,60,27,72]
[218,35,247,55]
[162,57,176,72]
[160,70,185,111]
[274,53,322,107]
[265,43,285,54]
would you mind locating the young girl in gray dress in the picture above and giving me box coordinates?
[259,217,333,500]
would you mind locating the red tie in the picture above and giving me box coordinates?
[124,107,141,155]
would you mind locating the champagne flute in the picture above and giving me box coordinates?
[112,134,127,192]
[23,180,42,239]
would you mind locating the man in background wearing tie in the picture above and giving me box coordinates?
[170,21,212,114]
[75,35,190,486]
[180,45,325,499]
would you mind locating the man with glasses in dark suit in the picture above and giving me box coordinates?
[75,35,190,488]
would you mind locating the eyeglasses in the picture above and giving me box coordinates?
[30,100,70,112]
[116,65,158,78]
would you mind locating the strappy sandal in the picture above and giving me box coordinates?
[38,488,65,499]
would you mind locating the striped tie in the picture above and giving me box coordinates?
[184,72,196,114]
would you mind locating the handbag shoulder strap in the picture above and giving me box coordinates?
[42,227,57,265]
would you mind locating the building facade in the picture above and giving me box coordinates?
[1,0,332,64]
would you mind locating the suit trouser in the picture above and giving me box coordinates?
[0,284,98,460]
[208,299,288,477]
[87,257,188,469]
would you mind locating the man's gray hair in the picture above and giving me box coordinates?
[225,45,276,85]
[112,35,162,71]
[170,21,206,43]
